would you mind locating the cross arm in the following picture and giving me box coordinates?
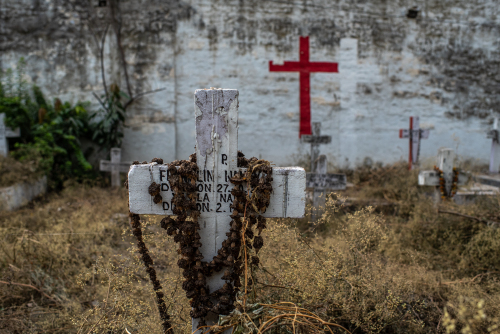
[128,164,306,218]
[418,170,470,186]
[306,173,346,191]
[100,160,133,173]
[301,135,331,144]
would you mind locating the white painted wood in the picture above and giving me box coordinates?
[487,118,500,173]
[128,165,305,218]
[305,155,346,222]
[100,148,132,187]
[128,88,306,333]
[301,122,331,172]
[0,113,21,157]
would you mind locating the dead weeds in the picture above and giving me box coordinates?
[0,162,499,333]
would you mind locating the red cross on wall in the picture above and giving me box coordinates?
[269,36,339,137]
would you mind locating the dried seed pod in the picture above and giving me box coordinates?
[149,182,161,196]
[253,236,264,251]
[151,157,164,164]
[153,194,162,204]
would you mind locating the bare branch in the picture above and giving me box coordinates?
[92,92,108,111]
[100,24,110,102]
[437,209,498,225]
[123,88,167,110]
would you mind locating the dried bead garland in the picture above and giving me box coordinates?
[138,151,273,330]
[128,209,173,333]
[433,166,459,199]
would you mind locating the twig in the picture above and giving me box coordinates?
[92,92,108,111]
[0,280,58,303]
[108,0,132,99]
[437,209,497,225]
[123,87,167,110]
[99,24,110,101]
[298,235,325,266]
[256,281,302,293]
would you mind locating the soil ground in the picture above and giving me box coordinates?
[0,163,499,334]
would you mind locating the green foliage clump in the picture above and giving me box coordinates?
[0,58,129,188]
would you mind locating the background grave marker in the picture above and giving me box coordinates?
[100,148,132,187]
[399,116,430,170]
[0,113,20,157]
[301,122,332,172]
[487,118,500,174]
[306,154,346,222]
[418,148,468,200]
[269,36,338,137]
[128,89,306,332]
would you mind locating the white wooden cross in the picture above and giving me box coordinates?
[399,116,430,170]
[128,89,306,332]
[301,122,331,172]
[0,113,20,157]
[307,154,346,221]
[418,148,468,198]
[487,118,500,174]
[100,148,132,187]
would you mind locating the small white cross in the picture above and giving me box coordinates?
[128,89,306,332]
[301,122,332,172]
[487,118,500,174]
[99,148,131,187]
[399,116,430,170]
[418,148,469,197]
[0,113,20,157]
[307,155,346,221]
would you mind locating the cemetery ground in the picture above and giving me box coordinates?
[0,163,500,334]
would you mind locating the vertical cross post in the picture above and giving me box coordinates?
[269,36,339,137]
[128,88,306,333]
[487,118,500,174]
[307,155,346,222]
[399,116,430,170]
[99,148,131,187]
[0,113,20,157]
[301,122,332,172]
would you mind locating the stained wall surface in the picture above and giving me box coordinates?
[1,0,498,167]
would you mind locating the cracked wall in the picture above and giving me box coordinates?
[1,0,498,167]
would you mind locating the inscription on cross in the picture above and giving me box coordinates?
[0,113,20,157]
[269,36,339,137]
[100,148,132,187]
[418,148,469,199]
[307,155,346,221]
[128,89,306,332]
[399,116,430,170]
[487,118,500,174]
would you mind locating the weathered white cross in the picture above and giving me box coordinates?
[307,154,346,221]
[99,148,131,187]
[301,122,331,172]
[0,113,20,157]
[399,116,430,170]
[487,118,500,174]
[128,89,306,332]
[418,148,468,198]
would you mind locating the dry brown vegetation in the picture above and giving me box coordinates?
[0,163,499,333]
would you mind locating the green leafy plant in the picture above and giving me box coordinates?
[0,59,95,188]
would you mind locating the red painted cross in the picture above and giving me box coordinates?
[269,36,338,137]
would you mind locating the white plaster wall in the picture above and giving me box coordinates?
[1,0,498,168]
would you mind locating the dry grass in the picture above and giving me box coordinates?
[0,163,499,333]
[0,155,44,188]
